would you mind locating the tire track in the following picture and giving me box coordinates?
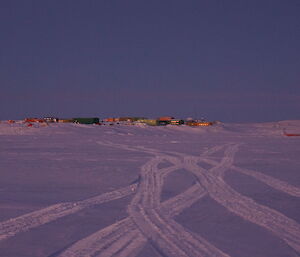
[4,140,297,256]
[161,182,206,217]
[58,218,136,257]
[184,145,300,253]
[82,141,300,255]
[58,145,225,257]
[56,160,183,256]
[135,141,300,199]
[0,184,137,241]
[126,150,230,257]
[200,158,300,197]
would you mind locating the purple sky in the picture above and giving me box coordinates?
[1,1,299,122]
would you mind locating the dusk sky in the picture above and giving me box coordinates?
[1,1,299,122]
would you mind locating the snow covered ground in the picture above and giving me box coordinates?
[0,121,299,257]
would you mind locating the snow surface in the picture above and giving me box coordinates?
[0,121,299,257]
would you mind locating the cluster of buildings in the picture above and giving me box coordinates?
[4,116,215,127]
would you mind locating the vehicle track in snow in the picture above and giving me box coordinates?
[201,158,300,197]
[1,140,299,257]
[0,184,138,241]
[91,141,300,255]
[125,141,300,198]
[183,147,300,253]
[58,145,229,257]
[57,181,208,257]
[126,156,230,257]
[0,141,214,255]
[134,142,300,253]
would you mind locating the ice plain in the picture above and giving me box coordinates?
[0,121,299,257]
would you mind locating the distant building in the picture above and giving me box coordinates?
[170,119,184,125]
[73,117,100,124]
[158,116,174,121]
[25,118,44,123]
[43,117,59,123]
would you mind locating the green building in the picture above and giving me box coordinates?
[73,117,100,124]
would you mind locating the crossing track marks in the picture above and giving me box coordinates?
[200,157,300,197]
[184,146,300,253]
[127,155,230,257]
[59,146,229,257]
[58,181,208,257]
[0,184,138,241]
[95,141,300,255]
[1,140,300,256]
